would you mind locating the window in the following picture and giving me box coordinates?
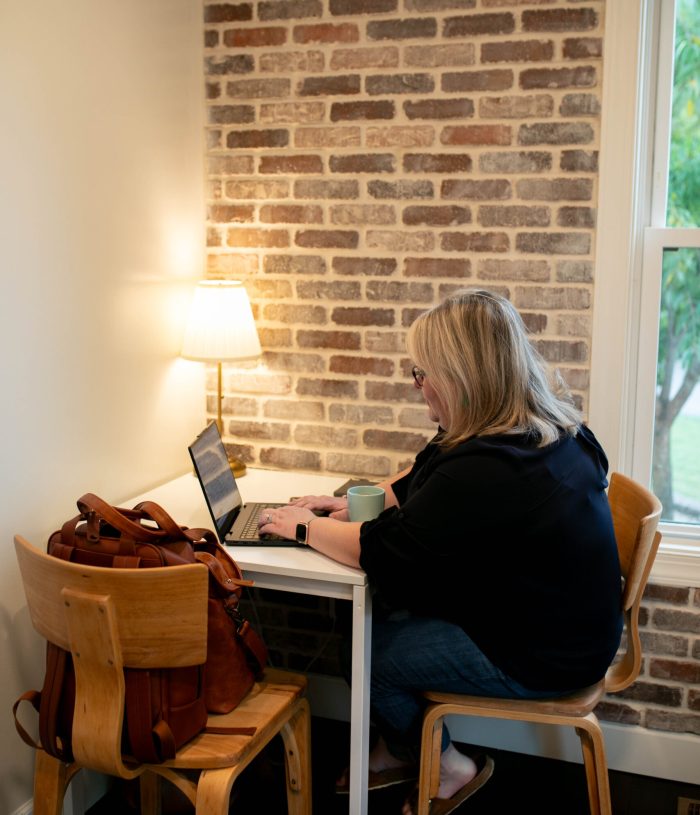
[637,0,700,534]
[590,0,700,581]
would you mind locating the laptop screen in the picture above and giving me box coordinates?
[188,422,242,540]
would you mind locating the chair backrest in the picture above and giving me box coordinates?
[14,535,209,775]
[604,473,662,693]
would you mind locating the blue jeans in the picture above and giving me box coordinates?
[365,610,570,763]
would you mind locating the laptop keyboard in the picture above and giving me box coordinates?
[238,503,286,541]
[240,507,264,540]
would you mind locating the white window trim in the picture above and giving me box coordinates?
[590,0,700,586]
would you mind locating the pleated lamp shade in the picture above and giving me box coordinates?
[181,280,261,362]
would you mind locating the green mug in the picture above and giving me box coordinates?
[347,486,385,522]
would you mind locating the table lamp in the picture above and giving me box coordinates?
[181,279,262,477]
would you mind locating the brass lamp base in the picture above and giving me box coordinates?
[228,455,247,478]
[214,363,247,478]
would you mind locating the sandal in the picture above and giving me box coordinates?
[335,762,419,794]
[405,753,494,815]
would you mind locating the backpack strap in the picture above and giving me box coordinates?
[12,690,42,750]
[195,550,254,592]
[39,643,74,761]
[237,620,268,677]
[194,550,267,675]
[204,724,257,736]
[125,671,170,763]
[132,500,187,539]
[77,494,167,543]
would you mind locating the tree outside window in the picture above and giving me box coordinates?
[653,0,700,522]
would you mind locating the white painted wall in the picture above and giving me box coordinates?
[0,2,205,812]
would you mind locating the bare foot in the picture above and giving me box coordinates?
[369,735,414,774]
[436,743,478,799]
[401,743,477,815]
[336,735,413,788]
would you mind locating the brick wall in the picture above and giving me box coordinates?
[597,584,700,736]
[203,0,601,477]
[203,0,700,741]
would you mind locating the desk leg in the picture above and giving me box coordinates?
[348,583,372,815]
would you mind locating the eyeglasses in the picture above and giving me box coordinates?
[411,366,426,388]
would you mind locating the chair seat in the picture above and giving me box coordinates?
[165,669,307,770]
[424,679,605,720]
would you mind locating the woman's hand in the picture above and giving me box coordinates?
[258,504,317,542]
[290,494,349,520]
[260,503,363,568]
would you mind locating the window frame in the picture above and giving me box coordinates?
[590,0,700,585]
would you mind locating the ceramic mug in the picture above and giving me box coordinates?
[347,485,385,522]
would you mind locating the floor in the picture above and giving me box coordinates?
[87,717,700,815]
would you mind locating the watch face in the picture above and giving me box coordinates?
[295,522,308,544]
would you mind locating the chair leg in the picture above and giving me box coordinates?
[195,767,239,815]
[139,771,162,815]
[416,704,446,815]
[196,697,310,815]
[576,714,612,815]
[280,699,312,815]
[33,751,73,815]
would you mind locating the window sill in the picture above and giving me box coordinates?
[651,535,700,588]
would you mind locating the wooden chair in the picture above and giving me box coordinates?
[14,534,312,815]
[415,472,663,815]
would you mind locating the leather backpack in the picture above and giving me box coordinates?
[13,493,268,763]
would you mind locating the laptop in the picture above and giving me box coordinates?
[188,421,297,546]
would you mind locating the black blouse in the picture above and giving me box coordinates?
[358,425,623,691]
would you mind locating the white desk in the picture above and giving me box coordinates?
[128,468,372,815]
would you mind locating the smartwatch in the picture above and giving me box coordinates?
[295,520,313,545]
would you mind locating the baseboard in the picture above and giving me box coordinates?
[11,769,112,815]
[445,716,700,786]
[306,672,700,786]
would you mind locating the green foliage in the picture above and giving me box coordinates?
[671,415,700,516]
[667,0,700,228]
[663,0,700,368]
[654,0,700,518]
[658,249,700,384]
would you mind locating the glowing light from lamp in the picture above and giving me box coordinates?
[181,280,261,363]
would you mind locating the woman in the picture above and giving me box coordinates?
[259,288,623,815]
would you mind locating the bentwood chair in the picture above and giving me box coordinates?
[14,534,312,815]
[415,472,662,815]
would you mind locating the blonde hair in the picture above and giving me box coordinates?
[406,288,581,448]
